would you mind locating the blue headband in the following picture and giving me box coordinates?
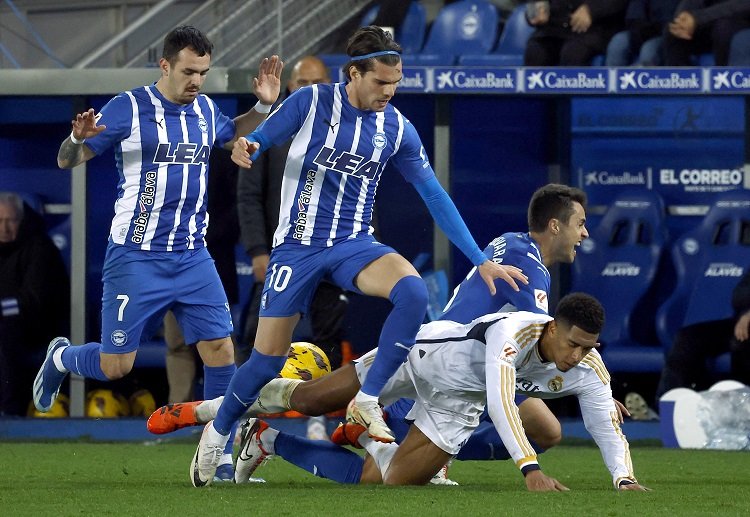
[350,50,401,61]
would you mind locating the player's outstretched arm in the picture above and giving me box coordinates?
[57,108,102,169]
[477,261,528,295]
[524,469,569,492]
[231,137,260,169]
[230,55,284,142]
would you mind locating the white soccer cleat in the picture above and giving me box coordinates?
[234,418,272,484]
[190,421,226,487]
[430,462,459,486]
[346,398,394,443]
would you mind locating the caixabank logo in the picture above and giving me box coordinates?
[523,69,608,93]
[709,68,750,92]
[615,69,701,93]
[398,67,428,93]
[435,68,516,92]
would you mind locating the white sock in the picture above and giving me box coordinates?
[195,396,223,422]
[259,426,279,455]
[360,434,398,478]
[52,347,68,373]
[355,391,379,404]
[219,453,233,467]
[207,421,230,445]
[242,378,302,417]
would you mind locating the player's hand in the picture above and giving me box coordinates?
[252,254,270,282]
[524,470,569,492]
[734,311,750,342]
[614,398,630,423]
[232,137,260,169]
[669,12,696,40]
[253,55,284,106]
[71,108,106,141]
[527,2,549,25]
[570,4,592,33]
[477,261,528,295]
[619,482,651,491]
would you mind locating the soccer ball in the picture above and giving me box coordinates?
[85,389,129,418]
[280,342,332,381]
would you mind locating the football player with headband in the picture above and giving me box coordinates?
[187,25,527,486]
[34,26,282,481]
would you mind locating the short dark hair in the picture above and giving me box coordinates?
[162,25,213,65]
[554,292,605,335]
[528,184,587,233]
[344,26,402,80]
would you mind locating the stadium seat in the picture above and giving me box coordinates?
[571,190,667,373]
[729,29,750,65]
[459,4,530,66]
[414,0,500,66]
[361,0,427,54]
[656,191,750,374]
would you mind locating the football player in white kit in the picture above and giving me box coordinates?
[236,294,649,491]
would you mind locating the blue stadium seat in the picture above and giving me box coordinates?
[414,0,499,65]
[656,191,750,370]
[571,190,667,373]
[361,0,427,54]
[459,4,530,66]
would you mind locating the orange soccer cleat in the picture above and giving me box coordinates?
[330,421,367,449]
[147,401,202,434]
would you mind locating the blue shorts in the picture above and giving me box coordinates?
[260,236,397,317]
[100,243,232,353]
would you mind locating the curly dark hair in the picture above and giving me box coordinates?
[162,25,213,65]
[343,25,402,80]
[554,292,605,335]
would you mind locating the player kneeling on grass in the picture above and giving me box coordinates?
[154,293,648,491]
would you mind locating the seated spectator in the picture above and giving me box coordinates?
[606,0,681,65]
[663,0,750,66]
[728,27,750,65]
[0,192,69,416]
[523,0,628,66]
[655,267,750,401]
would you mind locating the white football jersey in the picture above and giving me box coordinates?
[408,311,636,487]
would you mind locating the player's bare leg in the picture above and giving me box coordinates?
[518,398,562,449]
[376,424,453,485]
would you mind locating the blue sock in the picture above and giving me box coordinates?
[455,422,546,461]
[275,432,363,484]
[383,398,416,443]
[61,343,109,381]
[204,363,237,454]
[213,349,286,435]
[361,276,428,396]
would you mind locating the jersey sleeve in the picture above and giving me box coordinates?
[576,354,638,488]
[247,87,312,157]
[484,327,539,475]
[492,244,550,314]
[389,117,435,184]
[84,93,134,156]
[209,97,236,148]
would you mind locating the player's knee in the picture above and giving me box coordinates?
[390,275,429,316]
[100,359,132,380]
[535,421,562,450]
[197,337,234,366]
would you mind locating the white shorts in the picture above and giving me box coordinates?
[354,344,485,455]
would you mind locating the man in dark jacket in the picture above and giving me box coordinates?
[524,0,628,65]
[663,0,750,65]
[656,268,750,400]
[0,192,69,415]
[236,56,348,369]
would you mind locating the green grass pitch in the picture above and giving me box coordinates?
[1,440,748,516]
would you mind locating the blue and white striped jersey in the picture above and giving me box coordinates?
[249,82,434,248]
[440,232,551,323]
[85,84,235,251]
